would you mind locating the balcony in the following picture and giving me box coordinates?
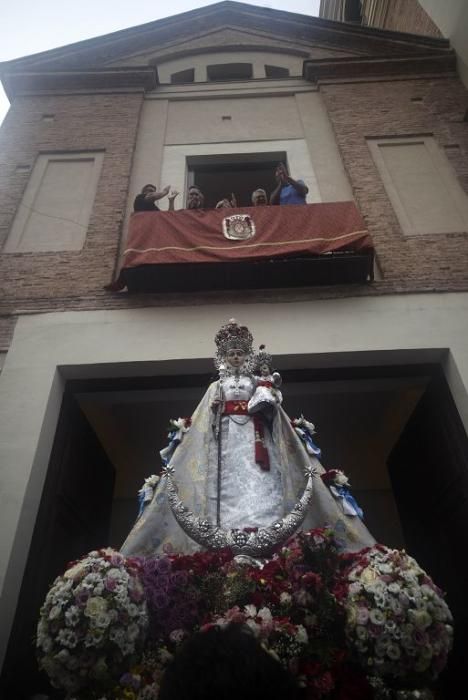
[107,202,373,293]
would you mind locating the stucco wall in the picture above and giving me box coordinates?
[126,86,353,215]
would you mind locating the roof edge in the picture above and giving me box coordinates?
[0,1,452,72]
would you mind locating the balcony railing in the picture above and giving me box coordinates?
[107,202,374,293]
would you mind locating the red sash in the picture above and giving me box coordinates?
[223,400,270,471]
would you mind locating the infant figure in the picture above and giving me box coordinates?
[248,345,282,420]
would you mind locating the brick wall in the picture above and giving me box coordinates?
[321,75,468,287]
[374,0,442,38]
[0,73,468,355]
[0,91,144,302]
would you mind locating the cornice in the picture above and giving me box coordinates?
[0,67,158,101]
[303,52,457,82]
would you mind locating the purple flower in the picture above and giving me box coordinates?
[75,590,91,607]
[141,558,160,574]
[156,557,172,575]
[105,577,118,592]
[153,592,170,609]
[110,553,124,566]
[120,672,141,690]
[412,629,429,646]
[156,574,170,591]
[172,571,188,587]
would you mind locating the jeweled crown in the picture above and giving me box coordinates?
[214,318,253,356]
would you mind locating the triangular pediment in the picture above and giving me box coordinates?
[0,1,451,75]
[103,26,361,69]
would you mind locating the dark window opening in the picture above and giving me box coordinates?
[265,65,290,78]
[187,151,287,208]
[207,63,253,81]
[170,68,195,84]
[344,0,362,23]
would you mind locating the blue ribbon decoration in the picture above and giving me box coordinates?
[137,482,156,518]
[330,485,364,519]
[137,490,146,518]
[160,430,181,466]
[295,426,322,459]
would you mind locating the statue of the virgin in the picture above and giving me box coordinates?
[121,319,375,557]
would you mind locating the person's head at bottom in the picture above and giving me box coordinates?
[158,623,301,700]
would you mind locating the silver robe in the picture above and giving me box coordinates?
[121,377,375,557]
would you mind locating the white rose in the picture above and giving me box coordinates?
[257,607,272,624]
[369,609,385,625]
[48,605,62,621]
[295,625,308,644]
[245,619,260,636]
[244,604,257,618]
[85,596,108,618]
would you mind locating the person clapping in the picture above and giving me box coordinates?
[133,184,179,212]
[269,163,308,205]
[215,192,237,209]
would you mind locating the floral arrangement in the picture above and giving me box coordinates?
[341,545,453,690]
[321,469,363,519]
[321,469,350,489]
[37,533,453,700]
[36,548,148,695]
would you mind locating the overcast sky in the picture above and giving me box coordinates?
[0,0,320,125]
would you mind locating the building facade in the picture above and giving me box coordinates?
[0,1,467,695]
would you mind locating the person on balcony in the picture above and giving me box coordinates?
[269,163,308,206]
[186,185,205,209]
[251,188,268,206]
[133,183,175,212]
[215,193,237,209]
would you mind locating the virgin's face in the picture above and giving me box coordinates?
[226,348,246,369]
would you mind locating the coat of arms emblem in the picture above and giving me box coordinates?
[222,214,256,240]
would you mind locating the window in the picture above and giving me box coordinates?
[368,136,468,235]
[206,63,253,81]
[265,65,290,78]
[4,151,104,253]
[186,151,287,208]
[170,68,195,84]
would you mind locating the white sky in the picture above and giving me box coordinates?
[0,0,320,125]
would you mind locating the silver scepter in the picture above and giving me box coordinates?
[214,364,226,526]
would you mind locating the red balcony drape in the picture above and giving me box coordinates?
[107,201,373,290]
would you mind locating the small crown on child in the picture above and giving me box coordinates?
[255,344,273,371]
